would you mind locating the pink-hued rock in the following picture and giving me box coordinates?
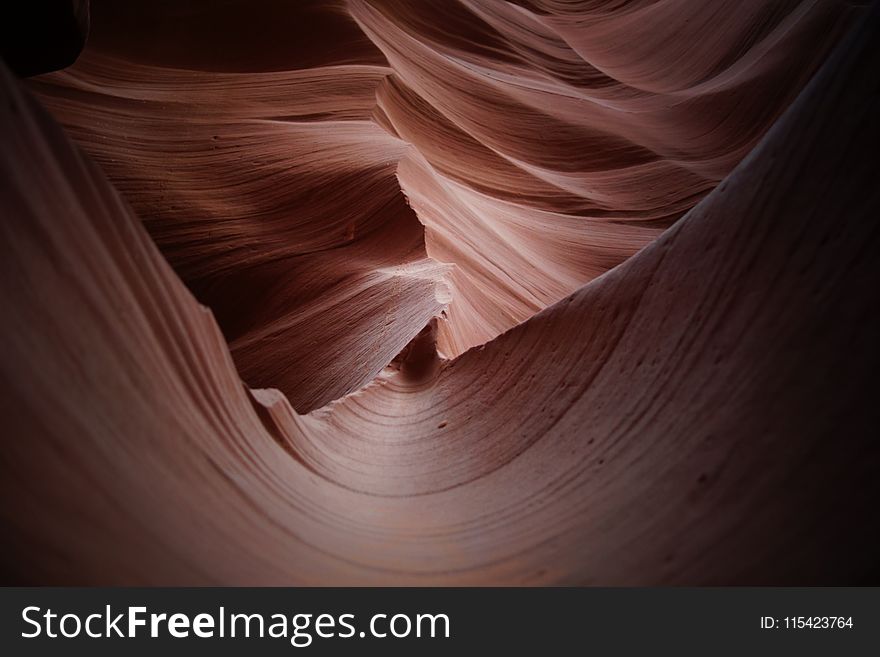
[0,1,877,584]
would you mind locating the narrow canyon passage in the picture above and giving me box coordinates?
[1,1,878,584]
[28,0,861,410]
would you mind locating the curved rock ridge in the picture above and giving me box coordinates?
[352,0,861,354]
[28,0,862,395]
[1,4,878,584]
[30,53,453,412]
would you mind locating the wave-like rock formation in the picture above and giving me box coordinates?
[1,0,878,584]
[30,0,862,404]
